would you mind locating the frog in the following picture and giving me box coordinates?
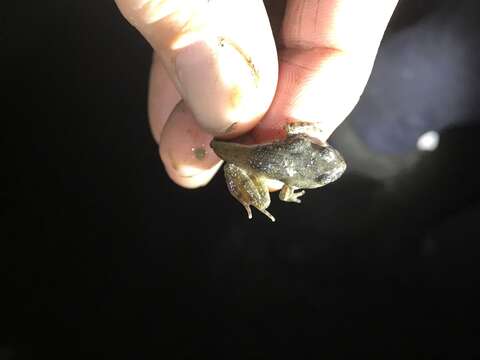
[210,122,347,222]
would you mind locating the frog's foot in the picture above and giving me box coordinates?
[237,200,275,223]
[255,207,275,222]
[279,185,306,204]
[284,121,325,143]
[224,163,276,222]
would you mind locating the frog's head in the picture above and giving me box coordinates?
[313,146,347,187]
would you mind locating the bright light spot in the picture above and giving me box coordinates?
[417,131,440,151]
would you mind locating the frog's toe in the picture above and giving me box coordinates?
[290,190,305,204]
[259,208,275,222]
[242,203,253,219]
[292,190,306,204]
[279,185,305,204]
[240,200,275,222]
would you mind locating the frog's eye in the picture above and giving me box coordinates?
[315,174,330,185]
[320,147,337,162]
[316,168,343,185]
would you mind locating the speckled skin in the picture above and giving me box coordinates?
[211,125,346,222]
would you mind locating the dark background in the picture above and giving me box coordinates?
[2,0,480,358]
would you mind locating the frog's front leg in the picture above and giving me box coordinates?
[279,184,306,204]
[224,163,275,222]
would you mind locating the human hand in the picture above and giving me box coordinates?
[115,0,398,188]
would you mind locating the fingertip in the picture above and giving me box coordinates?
[162,156,223,189]
[159,101,223,189]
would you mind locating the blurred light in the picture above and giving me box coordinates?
[417,130,439,151]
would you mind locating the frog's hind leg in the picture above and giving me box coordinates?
[224,163,275,222]
[279,185,305,204]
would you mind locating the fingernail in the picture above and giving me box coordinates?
[174,38,262,135]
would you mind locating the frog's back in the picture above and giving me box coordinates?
[210,135,308,171]
[247,135,332,187]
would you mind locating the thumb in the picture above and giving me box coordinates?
[115,0,278,137]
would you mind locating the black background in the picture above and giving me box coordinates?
[2,0,480,358]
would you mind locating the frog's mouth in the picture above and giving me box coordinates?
[317,160,347,187]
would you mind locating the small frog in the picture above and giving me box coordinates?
[210,122,347,222]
